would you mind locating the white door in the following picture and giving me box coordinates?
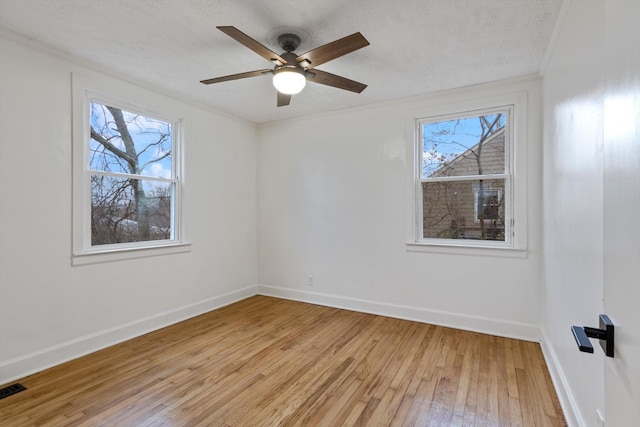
[602,1,640,425]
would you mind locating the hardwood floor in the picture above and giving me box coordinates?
[0,296,566,426]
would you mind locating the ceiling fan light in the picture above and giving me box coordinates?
[273,68,306,95]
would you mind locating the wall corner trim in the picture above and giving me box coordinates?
[539,0,573,77]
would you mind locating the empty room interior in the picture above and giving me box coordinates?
[0,0,638,426]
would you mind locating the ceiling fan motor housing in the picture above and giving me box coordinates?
[277,33,302,52]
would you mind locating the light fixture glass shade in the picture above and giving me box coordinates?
[273,69,306,95]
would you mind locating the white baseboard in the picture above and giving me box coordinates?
[0,285,258,385]
[257,284,540,342]
[540,329,585,427]
[1,285,541,386]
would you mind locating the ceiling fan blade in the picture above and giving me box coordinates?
[296,32,369,68]
[277,91,292,107]
[217,26,287,65]
[307,69,367,93]
[200,69,272,85]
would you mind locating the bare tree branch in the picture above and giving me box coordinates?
[90,128,135,166]
[140,150,172,174]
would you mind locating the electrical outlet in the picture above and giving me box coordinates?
[596,409,605,427]
[307,275,313,286]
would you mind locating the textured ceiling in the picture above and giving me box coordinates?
[0,0,563,123]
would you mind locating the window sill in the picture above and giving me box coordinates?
[405,241,527,258]
[72,242,192,266]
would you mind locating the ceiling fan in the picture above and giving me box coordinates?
[200,26,370,107]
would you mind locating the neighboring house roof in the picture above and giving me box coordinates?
[429,127,505,178]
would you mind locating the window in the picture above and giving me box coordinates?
[89,101,176,246]
[415,107,513,246]
[73,74,187,264]
[475,188,501,222]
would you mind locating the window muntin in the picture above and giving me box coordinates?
[417,107,512,245]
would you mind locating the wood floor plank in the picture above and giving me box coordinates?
[462,334,481,425]
[496,338,512,425]
[0,296,566,426]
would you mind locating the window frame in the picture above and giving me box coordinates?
[407,91,528,255]
[72,73,189,265]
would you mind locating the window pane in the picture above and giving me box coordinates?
[421,112,506,178]
[422,179,506,241]
[89,102,172,178]
[91,175,173,245]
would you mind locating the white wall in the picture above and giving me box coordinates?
[0,35,259,383]
[1,5,632,424]
[4,7,630,424]
[541,1,605,426]
[258,77,543,340]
